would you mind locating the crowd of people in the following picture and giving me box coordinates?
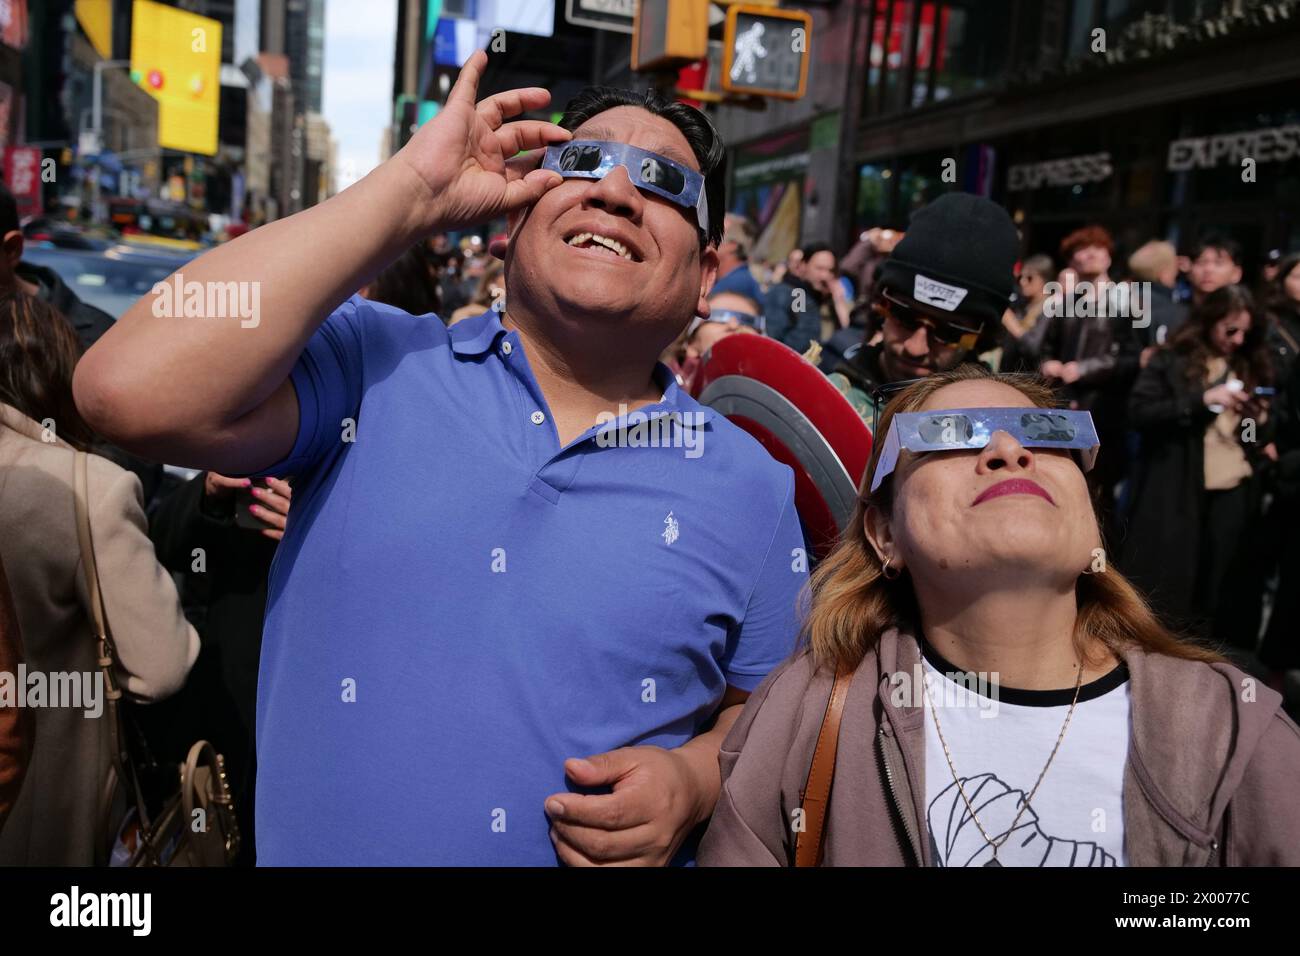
[0,51,1296,867]
[659,205,1300,687]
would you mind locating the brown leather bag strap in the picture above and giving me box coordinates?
[795,661,855,867]
[74,451,148,860]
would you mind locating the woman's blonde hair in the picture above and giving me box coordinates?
[801,364,1222,672]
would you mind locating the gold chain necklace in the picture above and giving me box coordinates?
[922,651,1084,867]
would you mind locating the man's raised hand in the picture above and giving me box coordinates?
[393,49,571,235]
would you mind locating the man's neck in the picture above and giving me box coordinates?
[502,307,664,447]
[717,254,741,277]
[914,581,1117,690]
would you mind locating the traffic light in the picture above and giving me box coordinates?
[721,4,812,100]
[632,0,709,72]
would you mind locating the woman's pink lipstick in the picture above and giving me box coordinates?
[973,478,1055,506]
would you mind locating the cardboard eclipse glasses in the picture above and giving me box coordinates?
[542,140,709,233]
[869,407,1100,493]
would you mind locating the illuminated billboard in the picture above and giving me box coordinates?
[130,0,222,156]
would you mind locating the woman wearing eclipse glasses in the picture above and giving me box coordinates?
[700,364,1300,867]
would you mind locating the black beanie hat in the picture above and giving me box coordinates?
[879,193,1019,333]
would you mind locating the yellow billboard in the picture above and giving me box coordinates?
[130,0,221,156]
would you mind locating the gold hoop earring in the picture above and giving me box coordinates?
[881,557,901,581]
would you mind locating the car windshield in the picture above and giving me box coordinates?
[21,246,192,320]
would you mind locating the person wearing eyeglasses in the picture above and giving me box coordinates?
[73,52,809,865]
[662,291,766,391]
[698,363,1300,867]
[826,193,1020,431]
[1122,285,1275,648]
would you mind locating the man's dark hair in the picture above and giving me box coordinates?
[558,87,725,248]
[0,181,18,236]
[1191,232,1243,266]
[800,241,834,263]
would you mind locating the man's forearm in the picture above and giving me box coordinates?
[673,703,745,828]
[75,160,429,455]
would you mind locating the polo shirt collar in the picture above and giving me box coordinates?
[449,307,715,427]
[448,308,507,357]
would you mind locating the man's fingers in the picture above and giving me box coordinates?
[501,168,563,211]
[564,750,639,787]
[503,150,545,184]
[494,120,571,159]
[446,49,488,109]
[545,790,649,831]
[549,821,660,865]
[477,87,552,130]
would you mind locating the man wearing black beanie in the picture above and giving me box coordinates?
[827,193,1020,429]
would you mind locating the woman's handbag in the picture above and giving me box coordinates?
[74,450,240,866]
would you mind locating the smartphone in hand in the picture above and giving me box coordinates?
[234,477,271,530]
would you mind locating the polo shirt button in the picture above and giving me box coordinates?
[501,341,513,355]
[530,410,546,425]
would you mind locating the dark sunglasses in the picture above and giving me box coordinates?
[873,290,982,351]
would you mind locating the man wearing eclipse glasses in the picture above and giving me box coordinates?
[828,193,1022,431]
[76,51,807,867]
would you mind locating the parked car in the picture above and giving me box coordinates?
[20,244,195,320]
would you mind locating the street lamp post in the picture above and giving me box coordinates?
[91,59,133,151]
[87,60,132,223]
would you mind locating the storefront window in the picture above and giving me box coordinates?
[866,0,889,111]
[932,0,1010,102]
[1065,0,1097,58]
[856,163,894,228]
[897,151,949,218]
[911,2,944,108]
[882,1,915,114]
[866,0,1010,114]
[1103,0,1169,34]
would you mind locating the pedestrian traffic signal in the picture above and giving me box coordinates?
[631,0,709,72]
[721,4,811,100]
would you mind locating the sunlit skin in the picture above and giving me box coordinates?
[802,250,837,296]
[878,297,972,381]
[1070,243,1111,282]
[865,379,1117,688]
[1190,248,1243,297]
[686,291,760,359]
[504,106,718,367]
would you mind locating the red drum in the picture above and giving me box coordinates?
[692,334,872,558]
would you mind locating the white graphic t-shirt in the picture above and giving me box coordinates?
[921,644,1131,867]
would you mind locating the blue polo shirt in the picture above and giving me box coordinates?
[254,296,807,865]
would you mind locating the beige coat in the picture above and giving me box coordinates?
[0,403,198,865]
[700,627,1300,866]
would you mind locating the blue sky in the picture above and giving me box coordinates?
[323,0,398,191]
